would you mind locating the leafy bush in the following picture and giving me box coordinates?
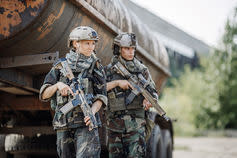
[160,7,237,135]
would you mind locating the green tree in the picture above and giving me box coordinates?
[160,7,237,134]
[219,8,237,128]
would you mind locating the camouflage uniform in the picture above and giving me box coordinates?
[106,55,157,158]
[39,26,107,158]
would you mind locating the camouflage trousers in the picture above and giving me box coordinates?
[56,127,101,158]
[108,126,146,158]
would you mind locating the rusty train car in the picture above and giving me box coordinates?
[0,0,173,157]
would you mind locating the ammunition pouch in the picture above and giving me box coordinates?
[108,89,144,112]
[108,91,126,112]
[53,107,85,129]
[126,91,144,110]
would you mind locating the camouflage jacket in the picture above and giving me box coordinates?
[39,50,107,130]
[105,56,157,132]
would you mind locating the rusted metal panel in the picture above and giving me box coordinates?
[0,69,39,93]
[0,52,59,68]
[0,0,74,57]
[0,0,170,91]
[0,0,49,40]
[0,84,33,95]
[0,95,50,111]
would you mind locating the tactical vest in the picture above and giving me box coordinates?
[106,63,146,118]
[52,57,99,129]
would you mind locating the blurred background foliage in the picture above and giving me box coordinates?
[160,7,237,136]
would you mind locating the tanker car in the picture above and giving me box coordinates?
[0,0,173,157]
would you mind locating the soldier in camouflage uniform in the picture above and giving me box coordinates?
[105,33,158,158]
[39,26,107,158]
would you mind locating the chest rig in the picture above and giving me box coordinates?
[53,56,99,129]
[106,58,147,114]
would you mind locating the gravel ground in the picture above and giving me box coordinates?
[173,137,237,158]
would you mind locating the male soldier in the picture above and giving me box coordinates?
[39,26,107,158]
[105,33,157,157]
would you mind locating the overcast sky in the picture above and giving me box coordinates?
[131,0,237,47]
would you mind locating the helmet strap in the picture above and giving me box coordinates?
[72,41,80,53]
[119,47,122,54]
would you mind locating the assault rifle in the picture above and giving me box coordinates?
[112,61,168,119]
[54,58,97,131]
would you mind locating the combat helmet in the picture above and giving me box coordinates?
[113,32,137,55]
[68,26,99,48]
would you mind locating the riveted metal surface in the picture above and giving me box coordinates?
[0,0,170,90]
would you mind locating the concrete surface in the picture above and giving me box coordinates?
[174,137,237,158]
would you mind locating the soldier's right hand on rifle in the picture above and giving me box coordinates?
[117,80,134,90]
[56,82,74,96]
